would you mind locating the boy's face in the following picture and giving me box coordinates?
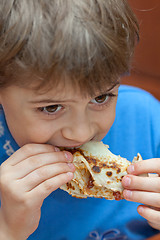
[0,80,119,148]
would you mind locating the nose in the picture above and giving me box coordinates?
[62,114,95,143]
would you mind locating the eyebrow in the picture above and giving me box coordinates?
[29,81,120,104]
[99,81,120,95]
[29,98,76,104]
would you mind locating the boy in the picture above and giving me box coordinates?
[0,0,159,239]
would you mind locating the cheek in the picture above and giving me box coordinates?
[101,111,115,131]
[27,126,55,144]
[96,103,116,139]
[101,104,116,128]
[12,121,56,147]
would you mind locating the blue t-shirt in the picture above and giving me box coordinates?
[0,86,160,240]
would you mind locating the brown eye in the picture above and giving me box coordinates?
[39,105,62,114]
[92,94,109,104]
[45,105,59,112]
[95,95,108,103]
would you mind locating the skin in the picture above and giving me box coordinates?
[0,80,119,239]
[122,161,160,230]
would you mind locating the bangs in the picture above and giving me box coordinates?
[8,65,120,98]
[0,0,138,94]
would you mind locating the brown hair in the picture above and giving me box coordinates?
[0,0,139,95]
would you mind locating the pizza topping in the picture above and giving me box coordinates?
[92,165,101,173]
[113,191,122,201]
[106,171,112,177]
[87,175,94,189]
[117,168,121,174]
[66,182,75,191]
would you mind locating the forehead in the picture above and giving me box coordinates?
[25,72,119,99]
[30,83,101,102]
[33,82,119,101]
[6,69,119,103]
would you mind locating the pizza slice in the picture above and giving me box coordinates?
[60,141,145,200]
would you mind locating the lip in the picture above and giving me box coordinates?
[57,141,90,149]
[56,138,95,149]
[59,144,83,149]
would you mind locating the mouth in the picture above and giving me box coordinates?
[57,138,95,150]
[59,144,83,150]
[58,142,93,150]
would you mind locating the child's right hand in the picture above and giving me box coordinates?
[0,144,75,240]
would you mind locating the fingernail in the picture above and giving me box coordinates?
[67,163,75,171]
[64,151,72,161]
[124,190,132,199]
[138,206,144,214]
[55,147,60,152]
[128,164,134,173]
[124,177,131,187]
[67,172,74,178]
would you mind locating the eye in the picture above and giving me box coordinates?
[39,105,62,114]
[90,94,109,105]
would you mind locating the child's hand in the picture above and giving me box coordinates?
[122,158,160,230]
[0,144,75,240]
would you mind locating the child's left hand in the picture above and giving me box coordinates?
[122,158,160,230]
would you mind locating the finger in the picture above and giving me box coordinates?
[30,171,74,200]
[4,144,58,166]
[13,151,73,179]
[122,175,160,192]
[137,205,160,228]
[147,221,160,231]
[127,158,160,175]
[21,162,75,191]
[123,190,160,208]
